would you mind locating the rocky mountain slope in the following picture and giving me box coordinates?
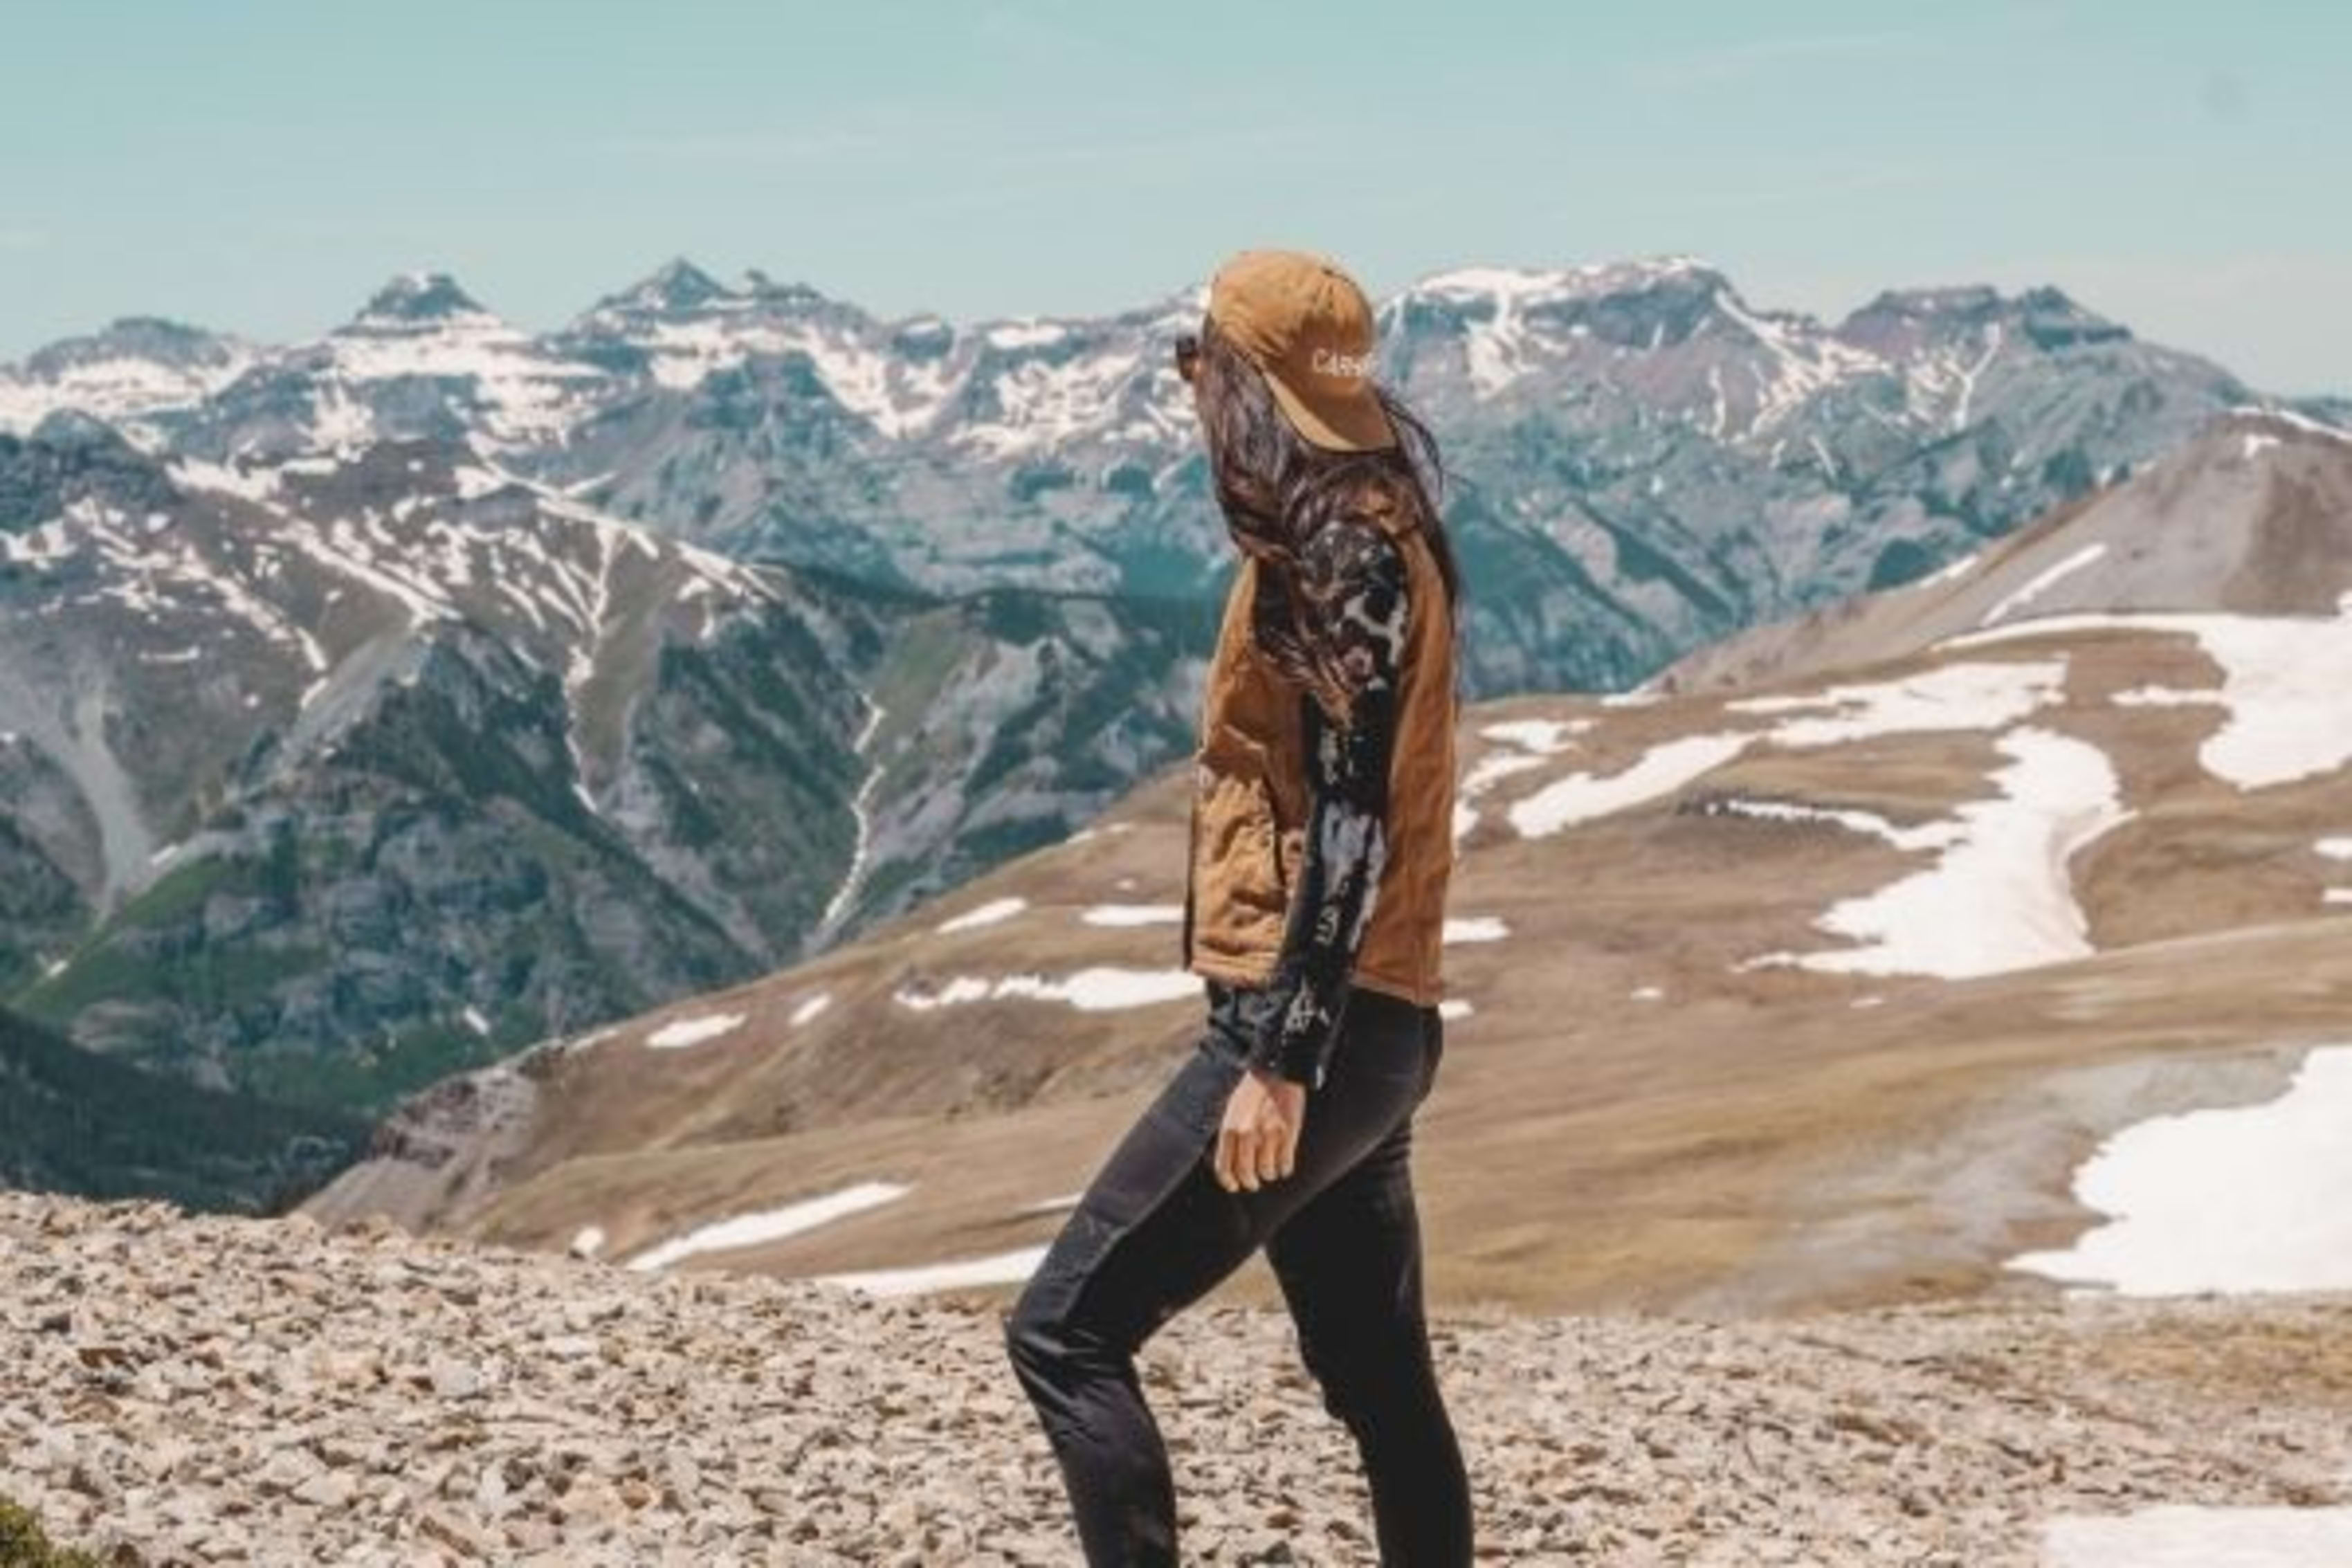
[1654,407,2352,694]
[6,1188,2348,1565]
[0,423,1215,1114]
[307,408,2352,1321]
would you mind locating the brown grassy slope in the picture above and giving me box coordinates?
[316,639,2351,1315]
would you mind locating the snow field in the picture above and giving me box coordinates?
[2006,1044,2352,1296]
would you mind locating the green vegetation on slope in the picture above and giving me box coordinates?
[0,1497,104,1568]
[0,1005,370,1216]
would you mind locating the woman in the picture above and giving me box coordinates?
[1004,248,1473,1566]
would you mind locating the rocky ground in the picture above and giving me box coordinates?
[3,1189,2349,1567]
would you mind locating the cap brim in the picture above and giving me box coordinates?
[1264,372,1398,453]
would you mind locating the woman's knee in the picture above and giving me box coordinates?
[1004,1275,1068,1380]
[1299,1317,1441,1425]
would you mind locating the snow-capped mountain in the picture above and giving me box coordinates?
[0,318,259,444]
[0,423,1216,1111]
[158,272,616,461]
[10,255,2328,697]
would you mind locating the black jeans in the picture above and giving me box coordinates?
[1003,985,1472,1566]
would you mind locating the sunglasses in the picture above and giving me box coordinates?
[1174,331,1200,384]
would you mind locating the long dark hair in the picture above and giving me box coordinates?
[1192,316,1464,724]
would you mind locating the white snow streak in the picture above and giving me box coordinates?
[1726,659,2070,749]
[643,1012,748,1050]
[1509,734,1753,839]
[935,896,1027,934]
[1978,543,2108,627]
[814,1243,1050,1297]
[1745,727,2128,980]
[893,968,1200,1013]
[1478,718,1588,754]
[1079,904,1183,927]
[624,1180,911,1273]
[817,698,888,936]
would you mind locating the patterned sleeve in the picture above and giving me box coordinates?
[1226,522,1410,1090]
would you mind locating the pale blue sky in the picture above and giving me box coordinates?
[2,0,2344,392]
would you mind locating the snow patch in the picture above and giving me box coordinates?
[1922,551,1982,589]
[1442,916,1509,945]
[2043,1501,2352,1567]
[814,1243,1050,1298]
[1947,601,2352,790]
[1744,727,2128,980]
[936,896,1028,934]
[817,699,888,937]
[1509,734,1752,838]
[1080,904,1182,927]
[1726,659,2068,749]
[893,968,1199,1013]
[624,1180,911,1273]
[984,320,1066,351]
[789,993,832,1029]
[1979,543,2108,627]
[1479,718,1588,754]
[1702,796,1963,853]
[644,1012,748,1050]
[2007,1044,2352,1295]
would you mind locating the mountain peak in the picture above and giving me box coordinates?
[630,257,731,312]
[23,316,249,378]
[1404,255,1729,306]
[1839,283,2130,353]
[741,270,835,311]
[354,271,489,327]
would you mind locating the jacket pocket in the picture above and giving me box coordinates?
[1189,758,1291,960]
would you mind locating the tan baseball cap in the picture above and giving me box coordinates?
[1206,248,1398,452]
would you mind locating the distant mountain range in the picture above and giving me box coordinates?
[1,257,2342,1205]
[7,256,2334,690]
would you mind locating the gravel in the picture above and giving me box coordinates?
[3,1189,2346,1565]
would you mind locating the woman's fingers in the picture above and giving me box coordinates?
[1213,1079,1308,1193]
[1255,1127,1282,1185]
[1236,1125,1264,1191]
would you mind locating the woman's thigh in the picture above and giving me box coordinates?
[1012,1037,1256,1351]
[1014,992,1431,1353]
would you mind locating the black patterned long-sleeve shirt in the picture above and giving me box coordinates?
[1205,522,1411,1091]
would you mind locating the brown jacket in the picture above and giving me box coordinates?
[1178,506,1457,1006]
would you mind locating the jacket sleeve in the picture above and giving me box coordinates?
[1232,524,1411,1090]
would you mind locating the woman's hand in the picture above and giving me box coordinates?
[1214,1066,1307,1192]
